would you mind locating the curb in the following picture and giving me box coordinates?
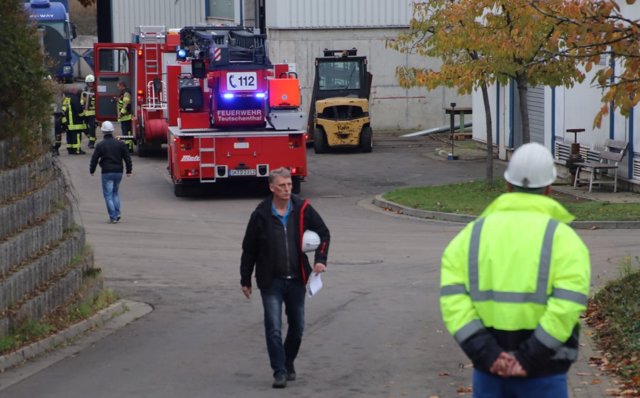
[372,195,640,229]
[0,299,152,374]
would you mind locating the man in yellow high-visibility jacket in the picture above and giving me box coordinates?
[440,142,591,398]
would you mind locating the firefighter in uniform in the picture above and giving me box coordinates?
[116,80,134,152]
[61,87,87,155]
[81,74,97,149]
[440,143,591,398]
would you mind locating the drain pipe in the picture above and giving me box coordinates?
[401,123,473,138]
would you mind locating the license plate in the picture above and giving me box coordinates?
[229,169,257,176]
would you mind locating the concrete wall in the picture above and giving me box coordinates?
[0,144,101,337]
[267,28,471,132]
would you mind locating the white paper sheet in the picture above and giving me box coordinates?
[307,272,323,297]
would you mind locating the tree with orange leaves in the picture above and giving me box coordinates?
[388,0,590,160]
[531,0,640,128]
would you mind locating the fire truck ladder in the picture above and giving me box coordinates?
[197,136,216,183]
[138,26,167,111]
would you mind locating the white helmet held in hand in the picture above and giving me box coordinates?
[504,142,557,188]
[85,74,95,83]
[101,121,115,133]
[302,230,321,252]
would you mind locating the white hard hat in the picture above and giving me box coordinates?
[504,142,557,188]
[302,230,321,252]
[101,121,115,132]
[85,74,95,83]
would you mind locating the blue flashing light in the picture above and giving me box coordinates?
[223,93,234,99]
[177,49,187,60]
[255,93,266,99]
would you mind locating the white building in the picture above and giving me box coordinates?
[107,0,469,131]
[472,3,639,186]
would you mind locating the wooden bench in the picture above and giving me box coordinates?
[573,139,628,192]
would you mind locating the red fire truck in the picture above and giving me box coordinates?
[93,25,307,196]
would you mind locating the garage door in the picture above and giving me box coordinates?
[527,85,545,144]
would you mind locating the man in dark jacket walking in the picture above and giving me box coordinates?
[89,121,132,223]
[241,167,330,389]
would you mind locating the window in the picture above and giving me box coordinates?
[98,49,130,73]
[318,61,362,91]
[208,0,234,20]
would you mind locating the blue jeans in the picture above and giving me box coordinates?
[101,172,122,221]
[473,370,568,398]
[260,278,306,377]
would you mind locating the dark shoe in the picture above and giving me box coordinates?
[286,363,296,381]
[116,215,121,222]
[272,374,287,389]
[79,150,87,154]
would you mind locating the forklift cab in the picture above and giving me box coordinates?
[309,48,373,153]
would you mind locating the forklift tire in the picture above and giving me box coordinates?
[292,176,301,194]
[359,125,373,153]
[313,128,327,154]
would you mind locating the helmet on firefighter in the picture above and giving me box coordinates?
[85,74,95,84]
[101,121,115,133]
[504,142,557,188]
[302,230,321,252]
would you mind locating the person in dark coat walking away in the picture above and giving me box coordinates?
[240,167,330,389]
[89,121,132,223]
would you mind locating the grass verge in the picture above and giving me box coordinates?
[0,289,118,355]
[586,257,640,395]
[383,180,640,221]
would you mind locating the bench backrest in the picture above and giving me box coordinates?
[599,139,628,163]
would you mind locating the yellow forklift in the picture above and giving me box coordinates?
[308,48,373,153]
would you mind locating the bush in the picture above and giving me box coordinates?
[0,0,54,165]
[586,257,640,393]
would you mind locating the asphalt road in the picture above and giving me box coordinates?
[1,134,638,397]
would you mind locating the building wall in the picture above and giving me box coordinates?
[266,0,412,29]
[108,0,470,131]
[110,0,206,43]
[268,28,470,131]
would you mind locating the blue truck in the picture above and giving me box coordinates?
[24,0,76,82]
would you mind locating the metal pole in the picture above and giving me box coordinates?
[448,102,458,160]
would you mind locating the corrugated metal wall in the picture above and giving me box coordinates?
[266,0,413,29]
[111,0,206,43]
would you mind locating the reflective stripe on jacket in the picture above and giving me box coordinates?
[440,192,591,376]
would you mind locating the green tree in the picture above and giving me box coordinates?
[0,0,54,165]
[389,0,588,152]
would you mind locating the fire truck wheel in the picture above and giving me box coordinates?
[174,184,186,197]
[292,176,301,194]
[359,125,373,153]
[313,127,327,154]
[137,143,148,157]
